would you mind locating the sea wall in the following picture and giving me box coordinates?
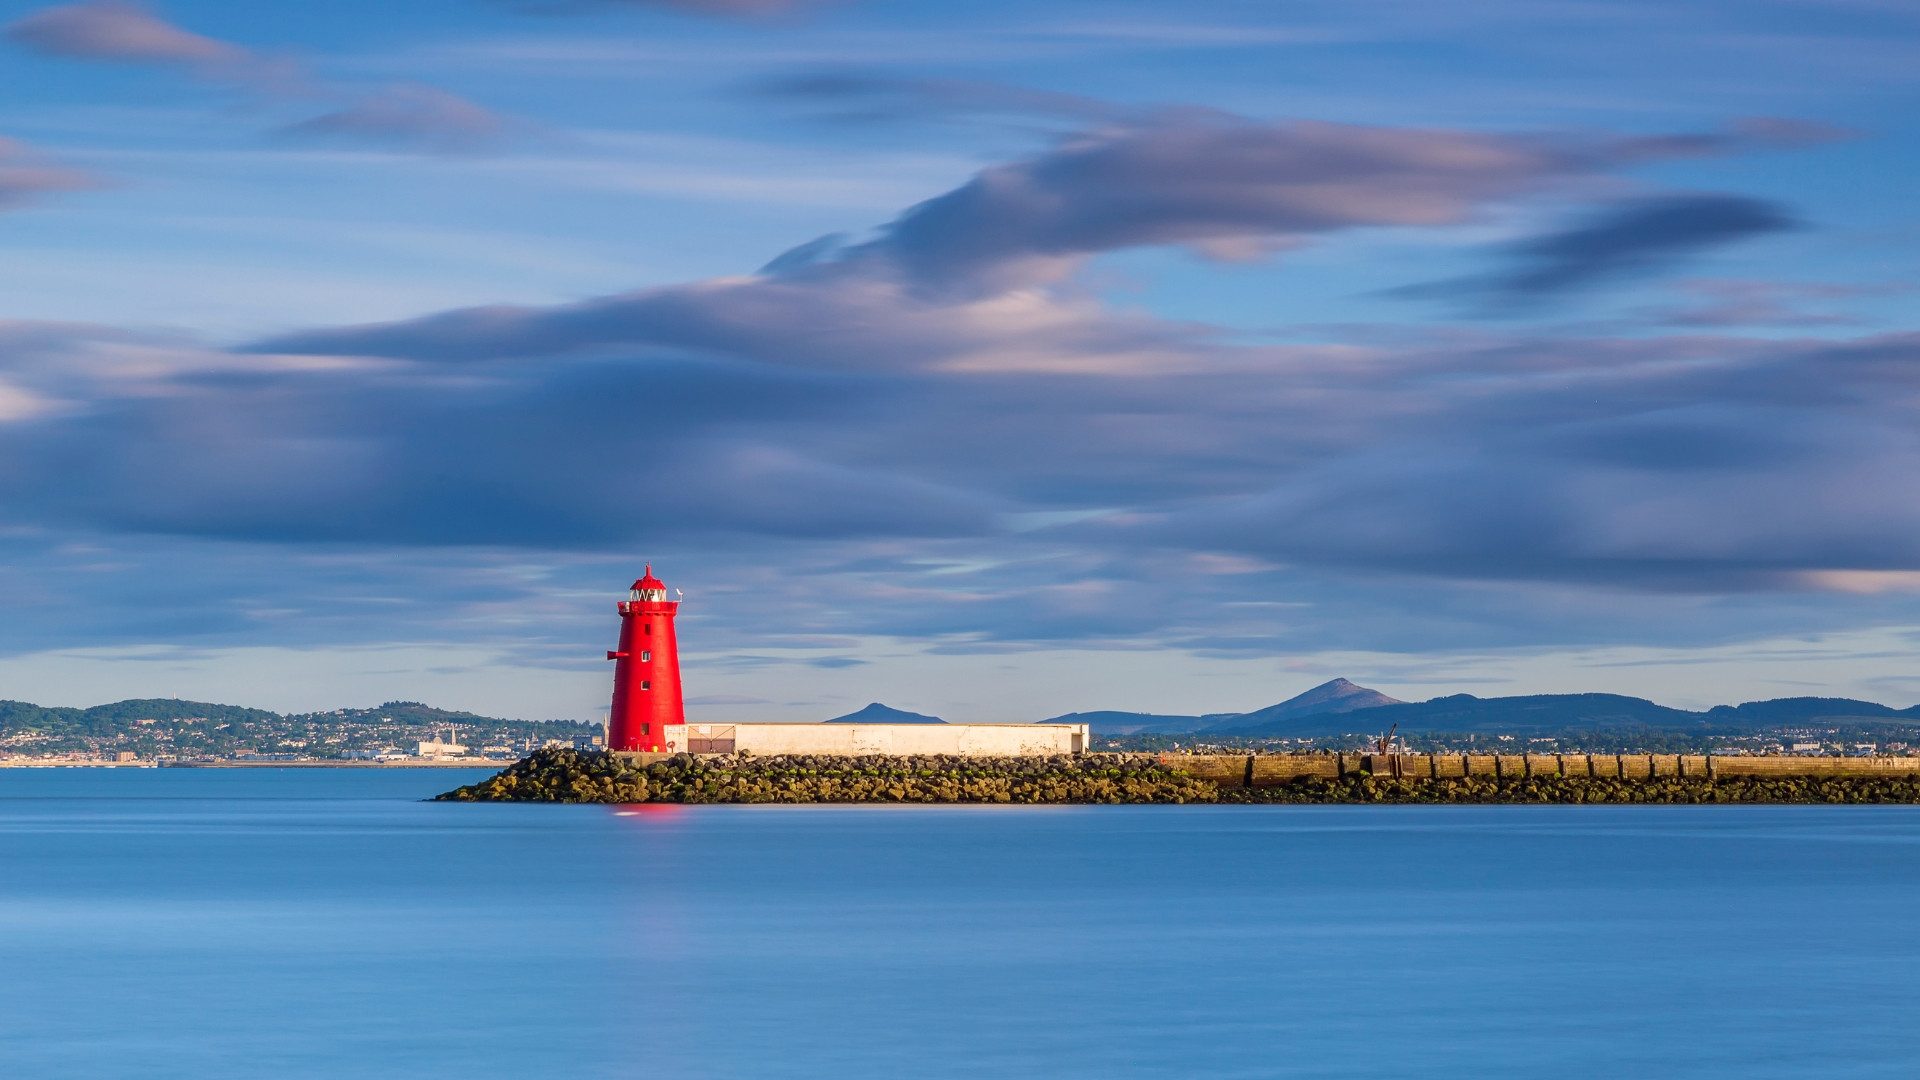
[1160,753,1920,786]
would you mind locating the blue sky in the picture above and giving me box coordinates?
[0,0,1917,721]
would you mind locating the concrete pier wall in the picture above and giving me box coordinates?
[1154,753,1920,788]
[620,722,1090,759]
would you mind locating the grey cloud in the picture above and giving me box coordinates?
[620,0,807,13]
[833,114,1823,298]
[11,317,1920,662]
[756,73,1133,127]
[211,118,1913,603]
[281,84,511,154]
[516,0,808,16]
[0,337,998,548]
[0,137,96,208]
[647,0,805,10]
[1638,279,1906,328]
[759,232,848,274]
[6,2,235,64]
[31,308,1920,595]
[3,114,1912,664]
[1139,333,1920,589]
[10,4,499,151]
[1405,194,1797,306]
[1728,116,1854,149]
[259,115,1659,327]
[1500,195,1795,295]
[257,116,1761,318]
[249,266,1211,374]
[5,1,300,93]
[858,119,1592,295]
[1602,117,1849,165]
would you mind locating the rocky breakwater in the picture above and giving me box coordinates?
[436,748,1920,805]
[1221,773,1920,804]
[435,747,1215,804]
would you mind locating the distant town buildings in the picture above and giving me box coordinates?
[0,701,599,764]
[415,736,469,759]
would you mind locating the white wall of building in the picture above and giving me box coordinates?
[662,723,1088,757]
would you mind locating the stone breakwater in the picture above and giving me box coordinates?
[436,747,1215,804]
[436,748,1920,804]
[1223,774,1920,804]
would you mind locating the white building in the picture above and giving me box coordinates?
[632,722,1089,758]
[415,738,469,759]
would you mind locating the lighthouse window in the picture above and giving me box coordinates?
[644,623,651,636]
[641,651,651,662]
[640,724,650,736]
[641,681,651,690]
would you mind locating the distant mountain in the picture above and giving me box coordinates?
[824,703,945,724]
[1211,679,1403,733]
[1226,691,1920,738]
[1044,678,1400,735]
[1229,692,1696,737]
[1704,697,1916,723]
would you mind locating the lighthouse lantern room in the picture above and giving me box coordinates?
[605,566,685,752]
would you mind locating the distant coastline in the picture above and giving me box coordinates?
[9,680,1920,768]
[0,697,598,767]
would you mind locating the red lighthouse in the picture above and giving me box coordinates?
[605,566,685,752]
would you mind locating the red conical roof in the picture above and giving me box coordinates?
[633,564,665,591]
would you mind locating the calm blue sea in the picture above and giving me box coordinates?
[2,769,1918,1079]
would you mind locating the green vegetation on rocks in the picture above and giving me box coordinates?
[439,748,1920,805]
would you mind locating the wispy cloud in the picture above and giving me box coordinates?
[0,108,1903,665]
[6,1,235,64]
[1495,195,1796,296]
[6,1,301,92]
[775,118,1630,297]
[508,0,815,17]
[240,114,1827,383]
[1637,278,1908,328]
[0,136,97,208]
[1398,194,1798,309]
[756,72,1133,127]
[279,83,512,154]
[6,3,509,153]
[611,0,810,13]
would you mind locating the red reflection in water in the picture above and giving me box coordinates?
[606,802,686,821]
